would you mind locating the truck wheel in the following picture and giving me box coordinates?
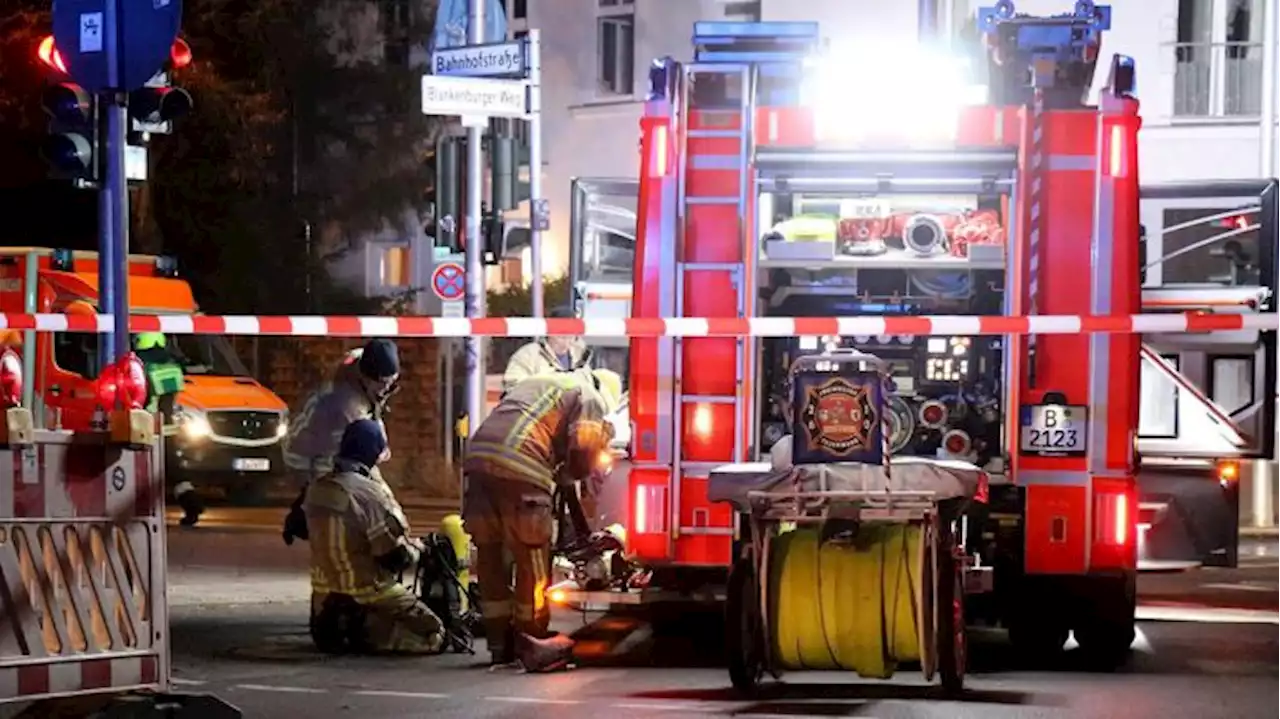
[937,549,966,694]
[1008,620,1069,661]
[725,558,764,694]
[1074,574,1136,669]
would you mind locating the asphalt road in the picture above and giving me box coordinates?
[149,527,1280,719]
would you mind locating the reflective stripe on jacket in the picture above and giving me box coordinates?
[303,465,415,602]
[464,374,612,492]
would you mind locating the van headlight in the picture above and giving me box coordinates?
[176,406,212,440]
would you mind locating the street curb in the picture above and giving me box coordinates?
[1239,527,1280,537]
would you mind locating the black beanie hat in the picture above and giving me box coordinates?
[359,338,400,379]
[338,419,388,468]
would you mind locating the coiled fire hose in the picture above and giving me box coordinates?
[768,523,925,678]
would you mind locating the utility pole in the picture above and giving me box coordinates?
[528,28,544,317]
[1258,0,1280,528]
[464,0,487,435]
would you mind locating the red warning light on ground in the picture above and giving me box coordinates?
[37,35,67,74]
[170,38,192,69]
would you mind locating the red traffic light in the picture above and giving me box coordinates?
[170,38,192,70]
[37,35,67,74]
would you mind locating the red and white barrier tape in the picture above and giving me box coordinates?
[0,312,1273,337]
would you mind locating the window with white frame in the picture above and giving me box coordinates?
[597,0,635,96]
[1139,354,1181,438]
[1172,0,1265,118]
[380,246,412,288]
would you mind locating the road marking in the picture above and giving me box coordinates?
[1138,604,1279,624]
[170,678,207,686]
[613,703,710,711]
[234,684,329,694]
[486,696,582,705]
[353,690,451,699]
[1201,582,1277,592]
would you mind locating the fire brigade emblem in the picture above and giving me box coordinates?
[800,378,878,456]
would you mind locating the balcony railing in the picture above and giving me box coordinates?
[1170,41,1265,119]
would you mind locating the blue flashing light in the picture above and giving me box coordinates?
[51,248,74,272]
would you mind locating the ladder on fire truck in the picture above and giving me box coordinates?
[648,24,821,566]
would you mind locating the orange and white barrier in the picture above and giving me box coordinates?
[0,312,1274,337]
[0,432,166,704]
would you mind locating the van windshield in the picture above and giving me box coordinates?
[169,335,251,376]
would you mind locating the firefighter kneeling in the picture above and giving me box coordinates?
[464,369,622,671]
[306,419,446,655]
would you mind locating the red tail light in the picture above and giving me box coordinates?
[0,349,22,408]
[633,484,668,535]
[1095,490,1131,547]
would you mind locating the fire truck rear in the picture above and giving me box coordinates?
[558,0,1278,665]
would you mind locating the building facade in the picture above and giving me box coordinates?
[501,0,1275,279]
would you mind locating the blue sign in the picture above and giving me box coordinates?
[53,0,182,93]
[430,0,508,53]
[432,41,526,78]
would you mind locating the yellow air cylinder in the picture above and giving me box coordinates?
[768,523,925,678]
[439,514,473,611]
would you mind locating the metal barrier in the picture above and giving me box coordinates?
[0,431,165,705]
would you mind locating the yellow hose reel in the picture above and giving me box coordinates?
[769,524,926,678]
[728,517,965,694]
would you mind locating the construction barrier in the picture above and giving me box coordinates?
[0,432,166,705]
[0,312,1274,337]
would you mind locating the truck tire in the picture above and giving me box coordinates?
[1074,573,1136,669]
[1008,619,1068,661]
[937,546,966,694]
[725,558,764,694]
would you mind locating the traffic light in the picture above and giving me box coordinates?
[489,135,517,211]
[129,38,194,135]
[481,205,504,266]
[431,136,462,249]
[37,35,97,183]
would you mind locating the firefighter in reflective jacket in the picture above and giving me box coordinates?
[500,309,590,394]
[134,332,202,527]
[305,419,445,654]
[463,368,623,670]
[282,338,401,545]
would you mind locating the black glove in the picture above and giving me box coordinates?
[282,501,309,545]
[376,544,415,574]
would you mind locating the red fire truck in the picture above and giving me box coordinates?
[560,1,1277,664]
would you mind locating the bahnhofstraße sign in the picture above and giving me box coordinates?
[421,74,529,119]
[432,41,527,78]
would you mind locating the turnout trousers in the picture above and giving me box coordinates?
[310,586,445,655]
[463,469,555,664]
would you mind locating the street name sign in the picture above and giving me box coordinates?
[432,40,527,78]
[421,74,528,119]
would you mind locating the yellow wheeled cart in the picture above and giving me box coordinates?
[709,349,990,694]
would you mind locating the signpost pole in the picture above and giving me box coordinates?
[100,0,128,367]
[464,0,487,436]
[527,29,543,317]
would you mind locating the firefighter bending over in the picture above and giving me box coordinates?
[463,369,623,671]
[134,332,202,527]
[305,419,445,655]
[500,308,589,393]
[282,338,401,545]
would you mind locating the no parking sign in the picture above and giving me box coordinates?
[432,262,466,301]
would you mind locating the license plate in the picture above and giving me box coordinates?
[233,458,271,472]
[1019,404,1087,455]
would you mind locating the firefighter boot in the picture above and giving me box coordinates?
[516,632,575,673]
[175,482,204,528]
